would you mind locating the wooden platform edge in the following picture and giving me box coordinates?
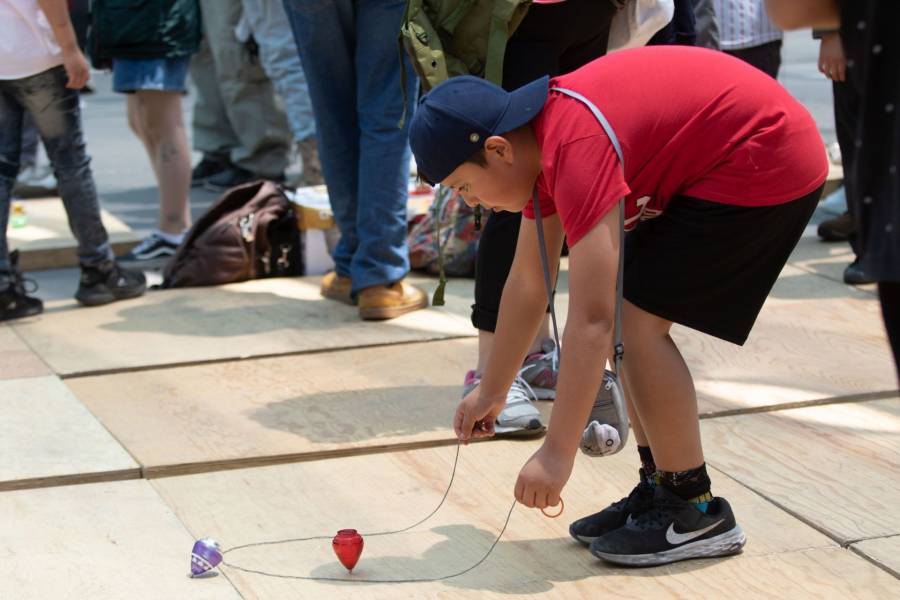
[851,537,900,580]
[0,467,142,494]
[699,389,900,420]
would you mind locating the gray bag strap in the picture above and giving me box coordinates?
[532,86,626,375]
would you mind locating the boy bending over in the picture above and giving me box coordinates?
[409,46,826,566]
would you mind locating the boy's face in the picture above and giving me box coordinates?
[441,133,537,213]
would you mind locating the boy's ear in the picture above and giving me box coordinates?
[484,135,514,164]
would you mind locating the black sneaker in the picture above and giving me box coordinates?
[203,166,258,192]
[75,261,147,307]
[0,251,43,321]
[817,211,855,242]
[191,157,230,187]
[843,259,876,285]
[118,233,179,267]
[589,485,746,567]
[569,479,655,546]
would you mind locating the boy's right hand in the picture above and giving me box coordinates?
[454,385,506,443]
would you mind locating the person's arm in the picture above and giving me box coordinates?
[818,31,846,82]
[514,205,619,509]
[454,209,565,442]
[765,0,839,30]
[36,0,89,89]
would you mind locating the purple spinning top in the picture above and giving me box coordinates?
[190,537,223,577]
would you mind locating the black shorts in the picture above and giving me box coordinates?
[623,186,823,345]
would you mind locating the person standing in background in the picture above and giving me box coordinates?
[767,0,900,382]
[1,0,146,320]
[283,0,427,321]
[714,0,782,78]
[92,0,200,266]
[692,0,720,49]
[238,0,321,187]
[188,0,289,193]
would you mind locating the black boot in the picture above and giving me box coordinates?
[0,250,43,321]
[75,261,147,307]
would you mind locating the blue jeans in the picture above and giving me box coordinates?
[0,66,113,273]
[283,0,416,294]
[242,0,316,142]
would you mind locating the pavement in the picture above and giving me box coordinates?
[2,32,898,600]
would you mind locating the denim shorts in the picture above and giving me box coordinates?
[112,57,190,93]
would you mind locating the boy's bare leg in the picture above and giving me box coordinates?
[476,313,552,373]
[620,300,703,472]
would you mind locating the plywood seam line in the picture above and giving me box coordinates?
[699,389,900,420]
[844,532,900,546]
[849,546,900,580]
[7,323,54,373]
[708,463,859,549]
[0,468,142,493]
[57,334,475,380]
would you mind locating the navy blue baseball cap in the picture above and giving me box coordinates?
[409,74,549,185]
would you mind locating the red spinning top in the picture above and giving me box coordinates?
[332,529,364,572]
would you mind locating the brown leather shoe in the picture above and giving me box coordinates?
[321,271,354,305]
[357,280,428,320]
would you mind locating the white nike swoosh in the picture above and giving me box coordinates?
[665,519,724,546]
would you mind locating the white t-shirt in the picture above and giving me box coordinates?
[0,0,64,80]
[713,0,782,51]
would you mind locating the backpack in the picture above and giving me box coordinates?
[408,185,480,277]
[400,0,533,91]
[162,180,303,288]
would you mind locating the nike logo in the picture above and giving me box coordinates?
[665,519,724,546]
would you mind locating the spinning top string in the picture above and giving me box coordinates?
[220,442,522,583]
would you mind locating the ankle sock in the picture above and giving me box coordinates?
[155,229,185,245]
[659,463,712,513]
[637,445,659,485]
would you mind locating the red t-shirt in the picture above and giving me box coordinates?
[523,46,829,245]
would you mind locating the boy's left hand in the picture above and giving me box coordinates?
[514,443,574,510]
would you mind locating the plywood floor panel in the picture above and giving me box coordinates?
[11,274,476,376]
[0,480,243,600]
[787,236,879,290]
[151,440,899,599]
[0,376,138,489]
[702,398,900,543]
[0,324,49,380]
[70,338,496,472]
[678,265,895,415]
[853,536,900,578]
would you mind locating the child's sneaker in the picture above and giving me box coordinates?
[462,370,545,437]
[589,485,746,567]
[0,251,43,322]
[75,261,147,307]
[568,479,655,546]
[519,339,558,399]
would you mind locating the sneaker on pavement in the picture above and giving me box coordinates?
[13,164,58,197]
[817,211,855,242]
[204,166,284,192]
[321,271,354,305]
[569,477,655,546]
[357,280,428,320]
[843,258,876,285]
[520,338,559,400]
[462,370,545,438]
[118,233,179,267]
[589,485,746,567]
[191,157,230,187]
[0,251,43,322]
[75,261,147,307]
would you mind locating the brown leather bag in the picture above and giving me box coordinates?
[162,180,303,287]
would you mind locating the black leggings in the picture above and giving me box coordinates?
[880,282,900,384]
[471,0,616,332]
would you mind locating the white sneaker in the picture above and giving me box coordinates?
[462,369,545,438]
